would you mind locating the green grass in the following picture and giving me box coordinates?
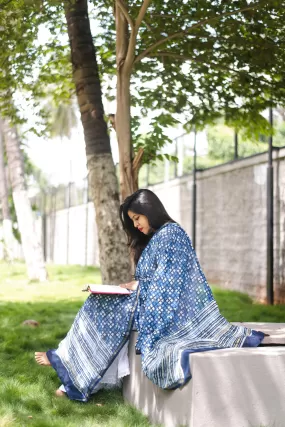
[0,262,284,426]
[0,263,102,302]
[212,286,285,322]
[0,262,154,427]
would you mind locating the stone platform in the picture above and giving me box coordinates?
[123,323,285,427]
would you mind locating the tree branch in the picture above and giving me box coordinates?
[135,0,152,31]
[148,51,272,87]
[149,9,282,19]
[116,0,134,30]
[132,147,144,170]
[125,0,152,72]
[134,3,262,64]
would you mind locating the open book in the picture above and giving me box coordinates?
[82,284,131,295]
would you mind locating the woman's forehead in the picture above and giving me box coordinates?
[128,210,138,218]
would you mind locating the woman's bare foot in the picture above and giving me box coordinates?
[34,352,51,366]
[55,389,66,397]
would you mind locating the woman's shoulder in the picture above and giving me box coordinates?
[155,222,188,241]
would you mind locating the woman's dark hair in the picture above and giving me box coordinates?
[120,189,175,265]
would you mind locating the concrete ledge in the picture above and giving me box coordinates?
[233,322,285,345]
[123,324,285,427]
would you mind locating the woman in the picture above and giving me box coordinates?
[35,189,265,401]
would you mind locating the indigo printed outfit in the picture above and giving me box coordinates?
[47,223,264,401]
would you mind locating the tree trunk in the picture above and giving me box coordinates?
[115,3,147,200]
[0,120,14,261]
[115,71,143,199]
[115,4,135,200]
[64,0,131,283]
[2,119,47,281]
[116,71,135,200]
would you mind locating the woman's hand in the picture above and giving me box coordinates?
[119,280,139,291]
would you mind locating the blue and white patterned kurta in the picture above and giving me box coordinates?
[47,222,264,400]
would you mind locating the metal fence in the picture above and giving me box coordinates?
[31,128,285,216]
[138,129,283,187]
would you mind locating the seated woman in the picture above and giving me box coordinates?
[35,189,265,401]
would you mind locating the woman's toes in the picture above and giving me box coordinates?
[55,389,66,397]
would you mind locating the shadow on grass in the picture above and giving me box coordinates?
[0,300,156,427]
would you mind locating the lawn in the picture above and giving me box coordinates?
[0,262,284,427]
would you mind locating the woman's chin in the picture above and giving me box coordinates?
[140,227,152,235]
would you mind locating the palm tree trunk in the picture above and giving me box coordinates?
[2,119,47,281]
[0,120,14,261]
[64,0,131,283]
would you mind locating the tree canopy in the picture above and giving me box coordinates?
[94,0,285,140]
[0,0,285,154]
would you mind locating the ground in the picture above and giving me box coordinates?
[0,262,284,427]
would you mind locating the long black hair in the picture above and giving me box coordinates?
[120,189,175,265]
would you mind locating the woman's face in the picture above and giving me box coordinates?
[128,210,151,235]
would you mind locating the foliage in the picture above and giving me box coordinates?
[138,115,285,185]
[44,99,78,140]
[93,0,285,157]
[183,153,222,173]
[206,124,266,162]
[205,115,285,164]
[273,116,285,146]
[0,0,71,130]
[0,0,42,121]
[1,0,285,166]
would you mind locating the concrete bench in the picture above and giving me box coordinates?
[123,323,285,427]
